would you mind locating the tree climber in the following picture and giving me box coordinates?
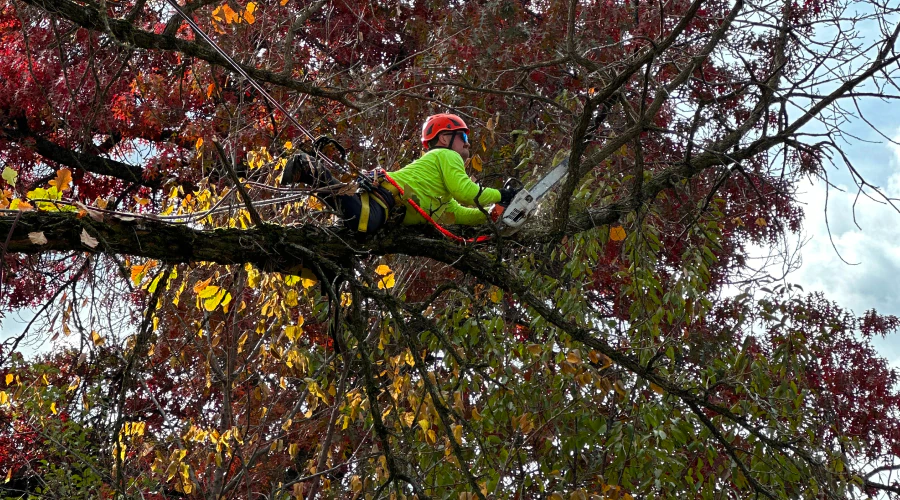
[280,113,520,235]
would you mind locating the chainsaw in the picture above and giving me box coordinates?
[490,158,569,231]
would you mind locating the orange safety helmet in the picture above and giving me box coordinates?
[421,113,469,149]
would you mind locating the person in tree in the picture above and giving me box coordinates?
[281,113,519,234]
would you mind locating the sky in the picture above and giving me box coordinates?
[772,95,900,367]
[736,7,900,368]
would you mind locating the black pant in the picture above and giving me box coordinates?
[284,153,391,234]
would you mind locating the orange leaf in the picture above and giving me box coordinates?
[193,277,212,294]
[222,4,239,23]
[243,2,256,23]
[49,168,73,191]
[207,83,215,98]
[609,226,626,241]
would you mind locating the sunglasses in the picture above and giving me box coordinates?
[442,131,469,145]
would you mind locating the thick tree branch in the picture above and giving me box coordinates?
[3,122,156,188]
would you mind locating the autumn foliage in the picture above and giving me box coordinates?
[0,0,899,498]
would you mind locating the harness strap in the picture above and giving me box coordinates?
[376,169,491,244]
[358,192,372,233]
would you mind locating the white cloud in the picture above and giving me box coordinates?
[782,132,900,360]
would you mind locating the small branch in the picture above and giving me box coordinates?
[211,139,264,227]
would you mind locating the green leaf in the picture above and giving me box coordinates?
[2,167,17,186]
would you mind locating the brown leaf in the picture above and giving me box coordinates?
[28,232,48,245]
[80,229,99,248]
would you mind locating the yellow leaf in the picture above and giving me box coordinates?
[340,292,352,306]
[351,475,363,493]
[489,287,503,303]
[195,137,204,150]
[286,268,317,288]
[10,199,33,211]
[285,289,298,307]
[245,264,261,288]
[566,350,582,365]
[2,167,17,186]
[470,154,483,172]
[91,331,105,346]
[198,284,220,299]
[755,217,767,227]
[375,265,395,289]
[50,402,57,415]
[203,288,232,312]
[284,140,293,150]
[452,424,463,443]
[4,374,12,386]
[519,414,534,434]
[49,168,72,191]
[0,391,7,405]
[590,351,612,370]
[4,467,11,483]
[301,267,318,288]
[425,429,437,445]
[306,196,324,210]
[609,226,626,241]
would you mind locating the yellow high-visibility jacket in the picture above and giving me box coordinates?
[388,148,502,226]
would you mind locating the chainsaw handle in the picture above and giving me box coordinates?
[502,177,524,191]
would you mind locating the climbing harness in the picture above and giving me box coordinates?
[374,169,492,244]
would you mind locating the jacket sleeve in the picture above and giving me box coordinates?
[443,198,489,225]
[437,151,502,207]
